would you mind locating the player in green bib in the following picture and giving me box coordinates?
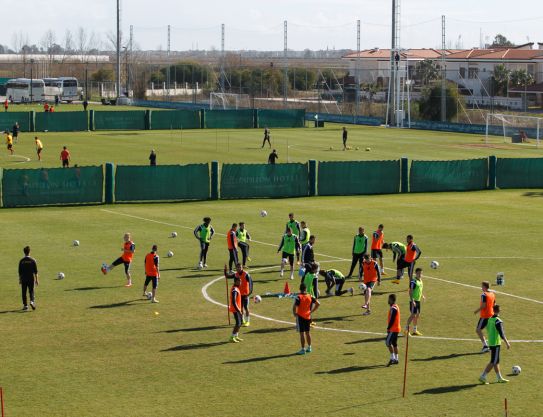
[479,305,511,384]
[277,228,301,279]
[302,262,319,298]
[193,217,215,269]
[299,221,311,249]
[346,227,368,279]
[405,268,425,336]
[236,222,251,267]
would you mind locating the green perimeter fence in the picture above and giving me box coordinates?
[0,109,305,132]
[0,157,542,207]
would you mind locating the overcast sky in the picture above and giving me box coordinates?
[4,0,543,51]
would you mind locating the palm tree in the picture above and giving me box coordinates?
[492,64,510,96]
[415,59,440,85]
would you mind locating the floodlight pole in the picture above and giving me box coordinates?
[220,24,225,93]
[116,0,121,100]
[283,20,288,107]
[441,15,446,122]
[356,20,360,124]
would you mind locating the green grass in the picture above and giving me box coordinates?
[1,125,542,416]
[3,103,149,112]
[1,123,541,170]
[0,191,542,416]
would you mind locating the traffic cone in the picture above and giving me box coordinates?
[283,281,290,295]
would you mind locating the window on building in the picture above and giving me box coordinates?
[468,68,479,79]
[459,67,466,78]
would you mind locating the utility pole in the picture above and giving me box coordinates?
[167,24,171,100]
[283,20,288,106]
[441,15,447,122]
[356,19,360,122]
[220,24,225,93]
[116,0,121,99]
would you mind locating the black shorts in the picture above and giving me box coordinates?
[385,332,398,347]
[7,144,12,150]
[296,316,311,333]
[365,281,376,290]
[37,148,42,155]
[476,318,488,330]
[112,257,131,273]
[241,295,250,310]
[232,311,243,327]
[282,252,294,265]
[200,241,210,251]
[410,300,421,314]
[144,276,158,289]
[397,258,411,270]
[371,249,383,259]
[62,159,69,167]
[490,345,501,364]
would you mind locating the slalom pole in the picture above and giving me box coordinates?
[504,398,508,417]
[402,326,410,398]
[224,265,231,325]
[1,386,5,417]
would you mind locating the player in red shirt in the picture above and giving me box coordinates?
[60,146,70,167]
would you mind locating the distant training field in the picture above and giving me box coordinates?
[0,124,542,417]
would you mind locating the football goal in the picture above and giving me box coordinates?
[485,113,541,148]
[209,93,250,110]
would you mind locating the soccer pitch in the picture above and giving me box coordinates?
[0,125,542,417]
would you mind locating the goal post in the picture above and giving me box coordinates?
[485,113,542,148]
[209,93,250,110]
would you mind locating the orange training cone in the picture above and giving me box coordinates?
[283,281,290,295]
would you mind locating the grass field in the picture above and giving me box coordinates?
[0,123,541,170]
[1,125,542,417]
[2,102,149,112]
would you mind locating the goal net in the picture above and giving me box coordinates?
[485,113,542,148]
[209,93,250,110]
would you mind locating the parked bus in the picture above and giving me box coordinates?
[43,78,62,101]
[59,77,79,102]
[6,78,45,103]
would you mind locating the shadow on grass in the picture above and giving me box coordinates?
[89,299,143,309]
[65,286,119,291]
[313,314,359,323]
[246,327,293,334]
[0,309,25,314]
[412,352,481,362]
[161,341,228,352]
[414,384,479,395]
[160,267,195,272]
[316,364,386,375]
[177,273,216,279]
[224,353,296,364]
[345,337,385,345]
[523,191,543,197]
[161,325,229,333]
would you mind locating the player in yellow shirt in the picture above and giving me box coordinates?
[35,137,44,161]
[6,131,14,155]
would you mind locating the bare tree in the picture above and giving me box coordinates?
[40,29,56,63]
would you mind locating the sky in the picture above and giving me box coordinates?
[4,0,543,51]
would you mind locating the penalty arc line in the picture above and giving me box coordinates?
[101,209,543,304]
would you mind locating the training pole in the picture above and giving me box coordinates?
[1,386,4,417]
[225,271,231,325]
[402,327,410,398]
[504,398,508,417]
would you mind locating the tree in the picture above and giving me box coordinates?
[91,68,115,82]
[415,59,440,85]
[491,64,510,96]
[491,34,514,48]
[509,69,534,88]
[418,82,462,121]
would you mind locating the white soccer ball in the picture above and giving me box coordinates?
[254,295,262,303]
[57,272,65,280]
[167,251,174,258]
[146,292,153,300]
[171,232,177,238]
[359,283,367,294]
[512,365,521,375]
[73,240,80,246]
[260,210,268,217]
[430,260,439,269]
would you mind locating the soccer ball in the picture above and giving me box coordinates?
[355,147,360,150]
[512,365,521,375]
[146,292,153,300]
[430,260,439,269]
[167,251,174,258]
[260,210,268,217]
[365,147,371,151]
[57,272,65,280]
[359,283,367,294]
[171,232,178,238]
[73,240,80,246]
[254,295,262,303]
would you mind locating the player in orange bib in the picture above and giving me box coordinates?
[371,224,385,275]
[102,232,136,287]
[225,263,253,327]
[386,293,401,366]
[293,283,320,355]
[142,244,160,303]
[228,275,243,343]
[474,281,496,353]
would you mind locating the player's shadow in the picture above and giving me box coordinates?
[414,384,479,395]
[412,352,481,362]
[160,325,229,333]
[523,191,543,197]
[223,353,296,364]
[65,286,119,291]
[161,342,228,352]
[89,299,143,309]
[246,327,292,334]
[345,337,386,345]
[315,364,386,375]
[0,309,25,314]
[256,277,284,283]
[176,273,214,279]
[160,267,195,272]
[313,314,359,323]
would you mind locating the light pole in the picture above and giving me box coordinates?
[85,61,89,101]
[30,58,35,102]
[123,46,129,97]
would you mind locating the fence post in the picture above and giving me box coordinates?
[0,167,3,208]
[200,109,205,129]
[105,163,115,204]
[401,157,409,193]
[308,160,317,196]
[253,109,259,128]
[488,155,497,190]
[29,110,36,132]
[89,110,95,131]
[210,161,219,200]
[145,109,152,130]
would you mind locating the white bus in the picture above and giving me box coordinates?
[59,77,79,102]
[6,78,45,103]
[43,78,62,101]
